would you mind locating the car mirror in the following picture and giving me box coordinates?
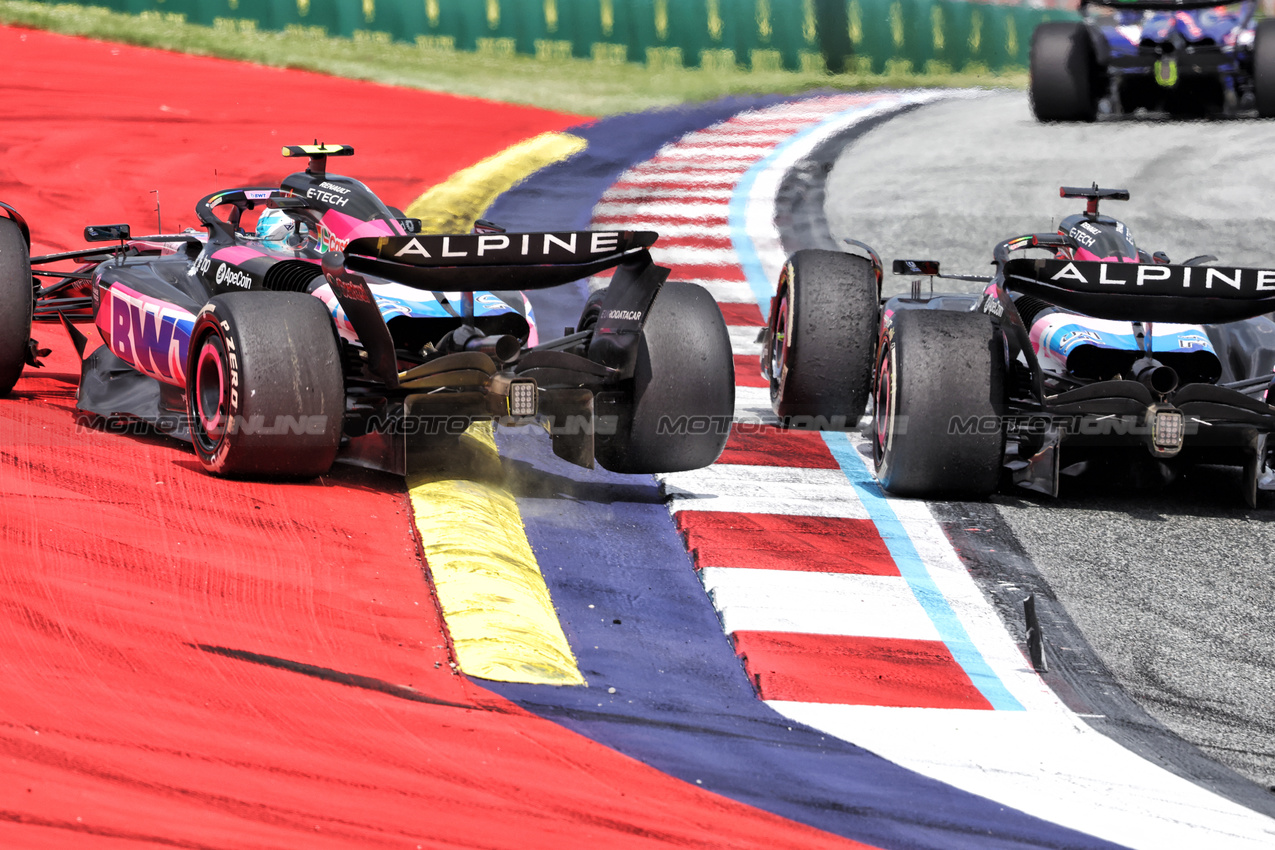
[84,223,131,242]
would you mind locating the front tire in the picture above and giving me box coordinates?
[1030,21,1101,122]
[765,249,878,429]
[1254,20,1275,118]
[593,282,734,474]
[0,218,32,398]
[186,292,344,478]
[873,309,1005,499]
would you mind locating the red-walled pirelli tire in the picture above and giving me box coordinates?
[186,292,344,478]
[1030,21,1101,122]
[1255,20,1275,118]
[765,249,878,429]
[593,281,734,474]
[873,309,1005,499]
[0,217,33,398]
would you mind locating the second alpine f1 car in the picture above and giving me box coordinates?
[761,184,1275,505]
[1030,0,1275,120]
[0,144,734,478]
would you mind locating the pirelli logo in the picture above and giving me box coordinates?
[1006,259,1275,299]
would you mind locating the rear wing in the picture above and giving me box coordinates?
[343,230,658,291]
[324,231,666,387]
[1081,0,1246,9]
[1003,258,1275,323]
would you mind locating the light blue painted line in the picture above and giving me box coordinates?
[822,431,1025,711]
[728,95,904,317]
[727,155,780,317]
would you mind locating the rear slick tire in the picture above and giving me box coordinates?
[0,218,32,398]
[1255,20,1275,118]
[186,291,344,478]
[1030,21,1100,122]
[765,249,878,429]
[873,309,1005,499]
[593,281,734,474]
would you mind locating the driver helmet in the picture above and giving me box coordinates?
[255,208,299,251]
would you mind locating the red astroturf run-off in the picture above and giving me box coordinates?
[0,30,879,850]
[733,631,995,709]
[0,25,589,254]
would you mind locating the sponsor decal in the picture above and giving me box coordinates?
[387,231,631,265]
[605,309,643,322]
[319,181,350,194]
[100,285,196,385]
[244,190,273,200]
[1176,333,1211,349]
[223,322,239,412]
[981,295,1004,318]
[326,272,372,303]
[1014,259,1275,296]
[307,187,351,208]
[1068,226,1096,248]
[320,228,350,253]
[1059,329,1103,349]
[215,262,254,290]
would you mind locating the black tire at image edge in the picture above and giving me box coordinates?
[0,217,33,398]
[1254,20,1275,118]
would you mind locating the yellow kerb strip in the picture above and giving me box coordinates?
[408,423,585,686]
[404,131,587,234]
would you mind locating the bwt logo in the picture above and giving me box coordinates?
[101,287,195,385]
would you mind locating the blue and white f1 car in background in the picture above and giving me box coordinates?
[761,185,1275,505]
[0,144,734,478]
[1030,0,1275,120]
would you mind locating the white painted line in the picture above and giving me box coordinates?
[728,326,763,357]
[625,161,755,174]
[600,186,735,201]
[650,144,779,158]
[590,222,731,238]
[683,278,757,303]
[701,567,942,641]
[731,385,772,422]
[592,201,732,219]
[606,171,743,185]
[648,245,740,265]
[770,702,1275,850]
[661,465,870,519]
[676,132,794,146]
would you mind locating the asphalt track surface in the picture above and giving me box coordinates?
[821,90,1275,790]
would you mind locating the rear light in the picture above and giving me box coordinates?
[508,379,537,417]
[1152,409,1184,451]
